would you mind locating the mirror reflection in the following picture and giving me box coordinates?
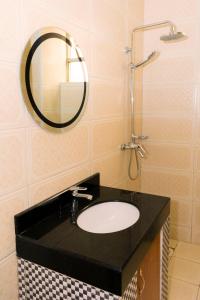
[23,28,88,129]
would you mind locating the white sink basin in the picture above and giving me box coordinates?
[77,201,140,234]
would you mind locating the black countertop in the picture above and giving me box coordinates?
[15,173,170,296]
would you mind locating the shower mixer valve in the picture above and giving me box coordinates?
[121,141,147,158]
[121,134,148,159]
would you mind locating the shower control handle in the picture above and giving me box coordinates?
[132,134,149,140]
[137,150,145,158]
[137,144,147,158]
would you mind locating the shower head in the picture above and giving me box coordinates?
[160,31,187,42]
[131,51,159,69]
[132,20,188,44]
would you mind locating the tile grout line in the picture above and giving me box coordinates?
[173,255,200,265]
[168,275,200,287]
[0,251,16,265]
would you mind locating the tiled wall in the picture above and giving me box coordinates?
[0,1,144,299]
[141,0,200,243]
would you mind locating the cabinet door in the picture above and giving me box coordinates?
[137,233,160,300]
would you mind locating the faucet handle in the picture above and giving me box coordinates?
[132,134,149,140]
[69,186,87,192]
[137,144,147,159]
[137,149,145,159]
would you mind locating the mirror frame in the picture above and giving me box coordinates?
[21,27,88,129]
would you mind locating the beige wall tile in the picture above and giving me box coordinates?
[91,0,126,46]
[142,116,193,143]
[127,0,144,30]
[143,57,195,85]
[92,119,124,159]
[30,124,89,182]
[29,164,90,205]
[55,0,92,30]
[143,84,195,116]
[21,1,59,44]
[0,254,18,300]
[0,0,21,62]
[22,0,92,33]
[92,152,126,186]
[91,36,125,80]
[142,143,192,170]
[0,189,27,260]
[192,228,200,245]
[126,177,141,192]
[195,119,200,145]
[170,199,192,227]
[91,78,125,119]
[104,0,127,14]
[170,224,191,242]
[110,177,128,190]
[144,0,199,22]
[193,173,200,200]
[197,87,200,116]
[141,169,192,198]
[192,202,200,230]
[0,63,25,129]
[195,148,200,170]
[0,130,27,196]
[91,34,126,80]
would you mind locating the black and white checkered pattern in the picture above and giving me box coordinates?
[121,272,138,300]
[18,258,137,300]
[160,217,170,300]
[18,257,27,300]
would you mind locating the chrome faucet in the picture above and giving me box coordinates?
[69,186,93,201]
[69,186,93,224]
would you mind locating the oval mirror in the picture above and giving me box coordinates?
[21,27,88,129]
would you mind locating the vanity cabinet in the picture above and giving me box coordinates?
[137,233,160,300]
[15,174,170,300]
